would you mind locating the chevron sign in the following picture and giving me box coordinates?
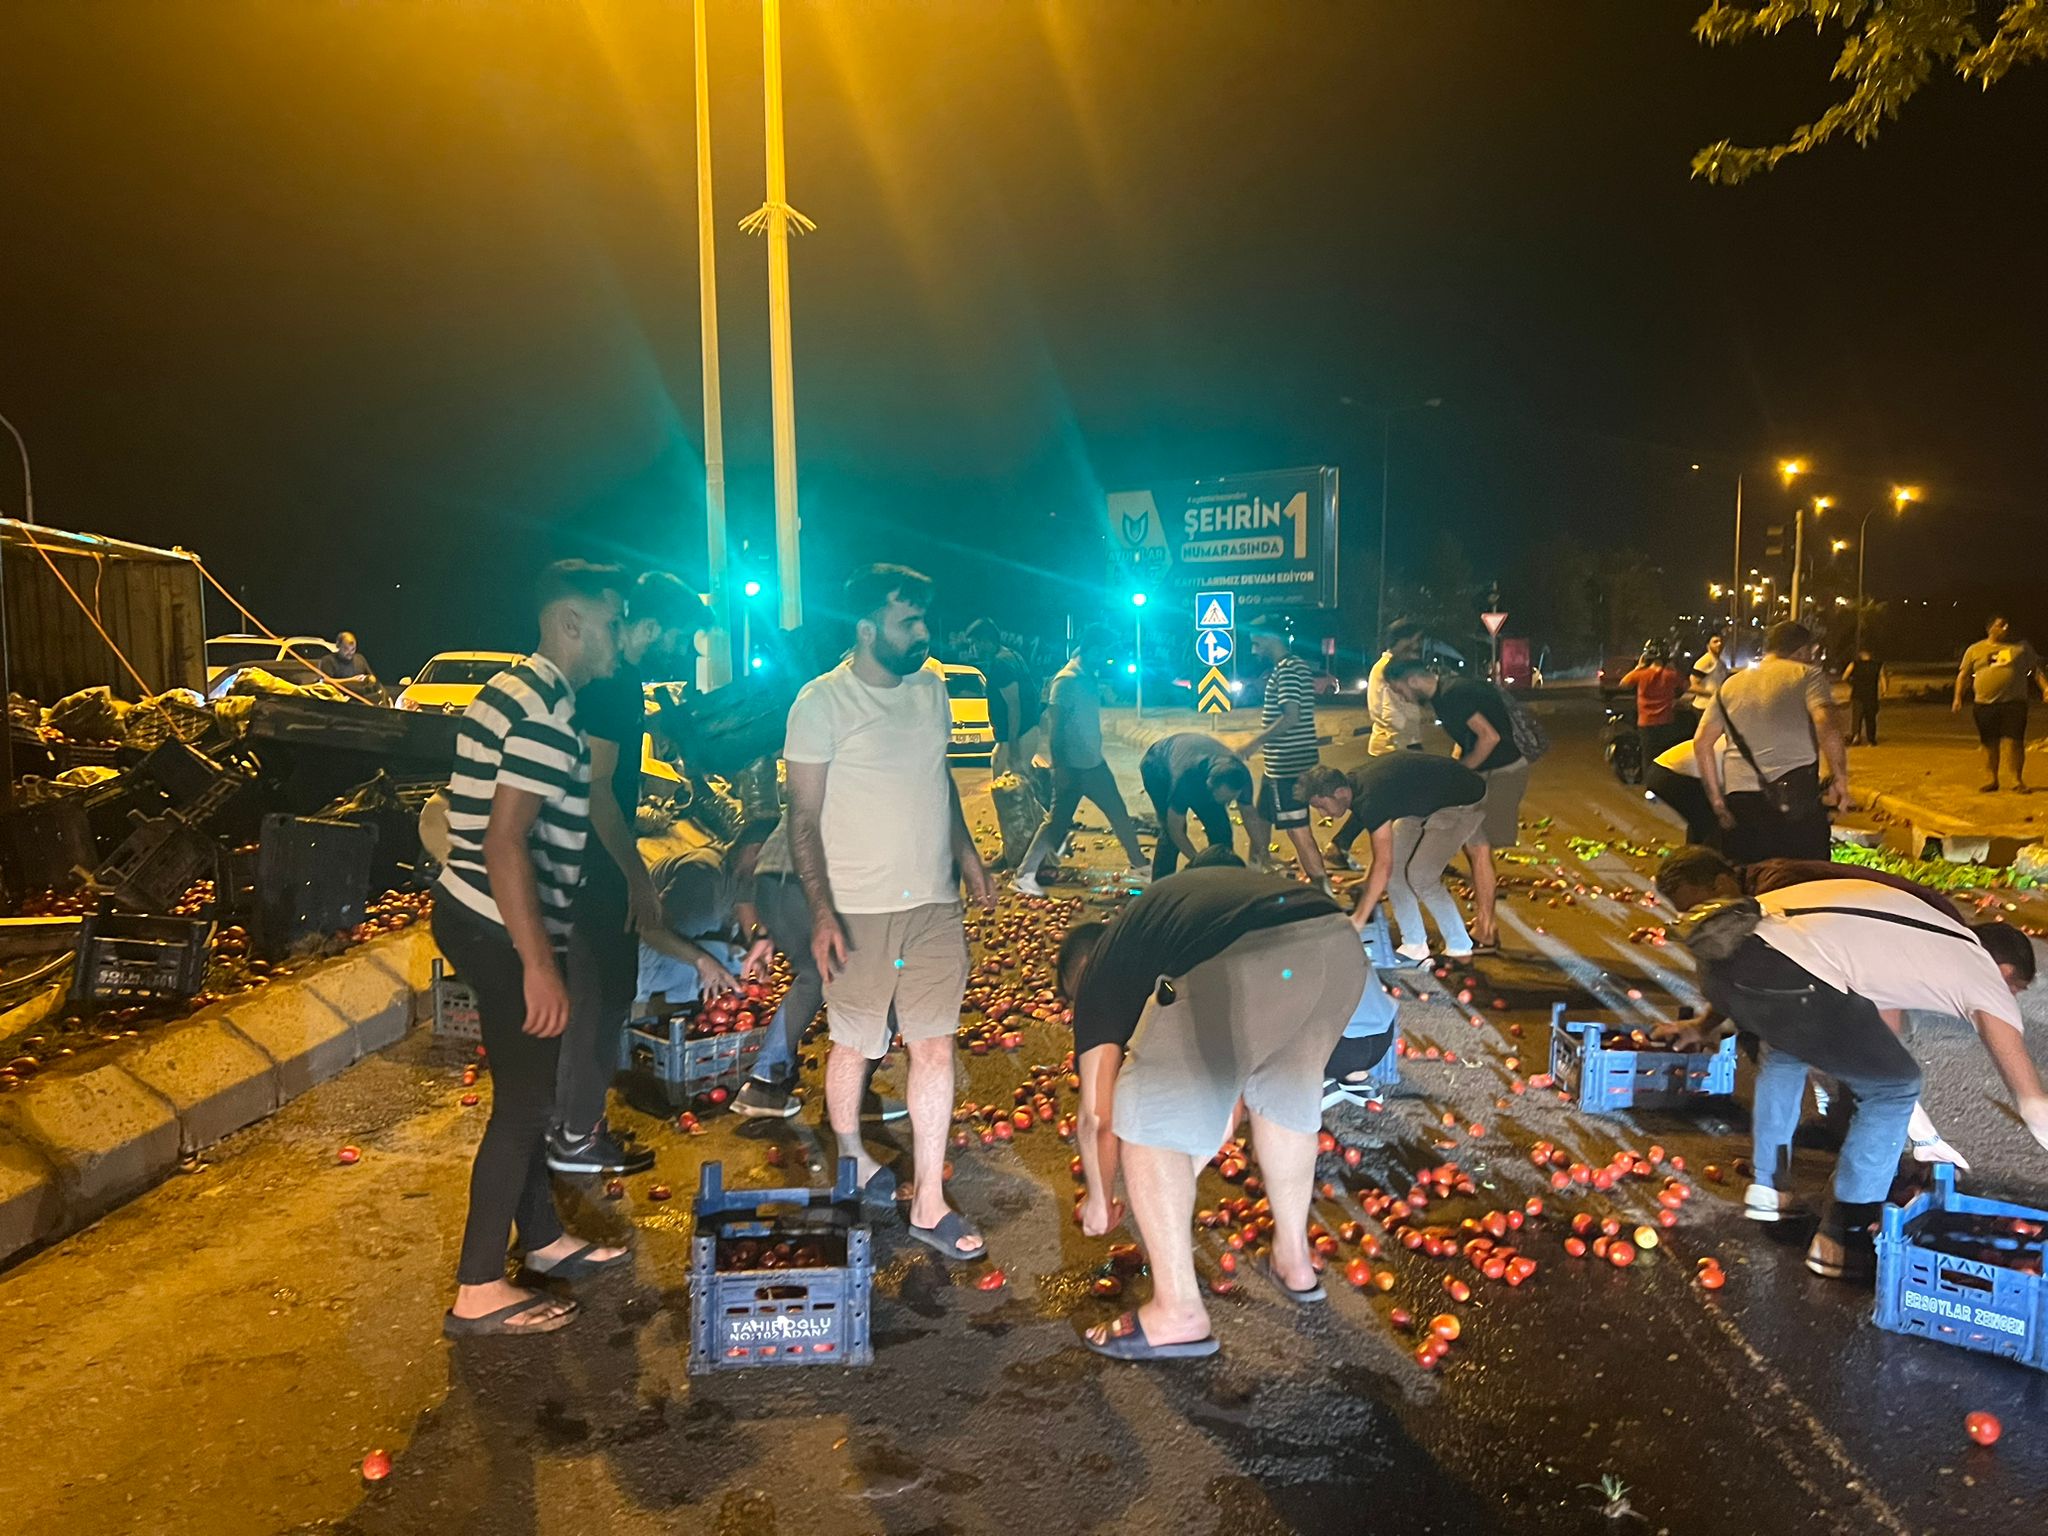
[1198,666,1232,713]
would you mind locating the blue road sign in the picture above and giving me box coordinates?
[1194,590,1234,630]
[1195,628,1235,667]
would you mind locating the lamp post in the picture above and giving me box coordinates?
[1778,458,1808,618]
[1856,487,1919,653]
[693,0,733,687]
[0,410,31,525]
[1130,591,1147,716]
[741,578,763,670]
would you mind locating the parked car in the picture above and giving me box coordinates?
[205,633,336,699]
[394,652,522,713]
[935,661,996,762]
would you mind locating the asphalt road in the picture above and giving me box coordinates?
[2,694,2044,1535]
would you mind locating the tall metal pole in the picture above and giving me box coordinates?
[1789,502,1806,622]
[741,0,814,634]
[694,0,733,687]
[1854,506,1873,655]
[0,411,31,526]
[1134,605,1144,718]
[1729,473,1743,649]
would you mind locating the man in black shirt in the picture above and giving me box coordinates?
[1300,754,1496,962]
[1138,731,1255,878]
[1388,658,1530,853]
[1056,867,1368,1359]
[547,571,712,1176]
[964,618,1041,781]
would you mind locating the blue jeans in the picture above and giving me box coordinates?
[637,938,744,1007]
[1750,1043,1919,1205]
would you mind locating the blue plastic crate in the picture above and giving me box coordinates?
[688,1158,874,1373]
[620,1011,765,1104]
[1875,1164,2047,1371]
[1547,1005,1736,1113]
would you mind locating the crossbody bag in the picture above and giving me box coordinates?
[1716,686,1820,818]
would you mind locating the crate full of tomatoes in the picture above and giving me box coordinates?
[1876,1164,2047,1371]
[687,1157,873,1373]
[619,967,791,1106]
[1547,1005,1737,1114]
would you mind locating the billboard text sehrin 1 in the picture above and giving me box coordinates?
[1105,466,1338,613]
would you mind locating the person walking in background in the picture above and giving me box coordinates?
[1014,624,1149,895]
[1693,621,1845,863]
[1688,629,1731,713]
[434,561,629,1337]
[1620,641,1688,760]
[1138,731,1258,878]
[1386,658,1530,855]
[785,563,994,1260]
[963,618,1042,782]
[1843,647,1884,746]
[547,571,710,1177]
[1242,615,1328,888]
[1954,614,2048,793]
[1367,618,1427,757]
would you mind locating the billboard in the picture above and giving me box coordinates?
[1105,466,1339,613]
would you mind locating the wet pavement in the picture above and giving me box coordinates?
[2,695,2044,1534]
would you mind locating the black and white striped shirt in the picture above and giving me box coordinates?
[437,653,592,939]
[1261,654,1320,776]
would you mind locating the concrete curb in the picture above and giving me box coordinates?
[1844,785,2044,856]
[0,924,438,1271]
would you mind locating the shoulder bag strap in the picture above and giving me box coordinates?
[1774,903,1972,943]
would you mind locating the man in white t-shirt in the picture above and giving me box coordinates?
[1694,621,1846,863]
[785,564,995,1262]
[1672,868,2047,1281]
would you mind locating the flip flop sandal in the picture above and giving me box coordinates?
[1266,1260,1327,1304]
[442,1295,579,1338]
[859,1165,899,1213]
[1081,1311,1219,1361]
[522,1242,632,1281]
[907,1209,987,1262]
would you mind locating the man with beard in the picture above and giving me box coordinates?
[786,564,996,1260]
[546,571,712,1176]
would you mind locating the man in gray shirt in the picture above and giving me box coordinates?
[1954,614,2048,794]
[1013,624,1148,895]
[1694,621,1846,863]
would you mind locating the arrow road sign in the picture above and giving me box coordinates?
[1198,666,1233,713]
[1195,590,1234,630]
[1195,628,1234,666]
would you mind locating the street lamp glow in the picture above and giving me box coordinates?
[1893,485,1921,509]
[1812,495,1834,513]
[1130,591,1148,608]
[742,579,762,598]
[1830,539,1850,554]
[1778,457,1808,485]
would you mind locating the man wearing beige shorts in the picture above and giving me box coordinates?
[785,564,995,1262]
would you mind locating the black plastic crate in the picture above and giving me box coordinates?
[93,812,219,913]
[69,909,213,1007]
[0,797,95,903]
[251,814,376,958]
[133,737,253,826]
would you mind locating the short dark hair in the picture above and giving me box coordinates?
[843,563,933,627]
[1056,921,1109,999]
[1208,757,1253,798]
[1385,617,1423,647]
[1076,623,1116,651]
[1764,621,1815,657]
[1973,920,2036,987]
[631,570,710,634]
[1654,844,1737,906]
[537,560,625,613]
[1297,764,1349,801]
[963,618,1002,645]
[1187,845,1245,870]
[1247,613,1289,639]
[1384,656,1433,685]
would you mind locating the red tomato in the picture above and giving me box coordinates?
[1965,1411,2002,1446]
[361,1450,392,1481]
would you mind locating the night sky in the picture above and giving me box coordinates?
[2,1,2045,672]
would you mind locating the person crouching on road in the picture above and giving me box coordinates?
[1138,731,1257,879]
[432,561,631,1337]
[1663,855,2048,1281]
[1056,865,1368,1360]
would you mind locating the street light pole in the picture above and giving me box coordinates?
[0,410,32,526]
[741,0,815,634]
[693,0,733,687]
[1857,486,1920,653]
[1131,591,1147,717]
[1729,472,1742,643]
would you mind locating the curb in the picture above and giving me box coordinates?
[0,924,438,1271]
[1845,785,2044,852]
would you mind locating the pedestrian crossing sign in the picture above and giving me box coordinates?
[1195,591,1234,630]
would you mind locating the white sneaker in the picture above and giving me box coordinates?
[1393,942,1433,966]
[1011,872,1046,898]
[1744,1182,1794,1223]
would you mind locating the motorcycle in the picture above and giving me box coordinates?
[1601,703,1645,785]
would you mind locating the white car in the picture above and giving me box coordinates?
[394,652,523,713]
[205,633,336,699]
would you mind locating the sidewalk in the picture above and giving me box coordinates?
[1840,706,2048,849]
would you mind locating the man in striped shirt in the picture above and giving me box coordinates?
[433,560,629,1338]
[1243,614,1328,890]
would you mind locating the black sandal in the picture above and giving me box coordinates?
[523,1242,632,1281]
[442,1294,579,1338]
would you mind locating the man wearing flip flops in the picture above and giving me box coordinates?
[785,563,996,1264]
[1055,864,1369,1359]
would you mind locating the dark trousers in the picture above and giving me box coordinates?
[434,900,567,1285]
[1141,756,1234,879]
[557,867,638,1137]
[751,872,823,1082]
[1849,698,1879,745]
[1641,719,1692,761]
[1723,786,1831,864]
[1644,763,1720,849]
